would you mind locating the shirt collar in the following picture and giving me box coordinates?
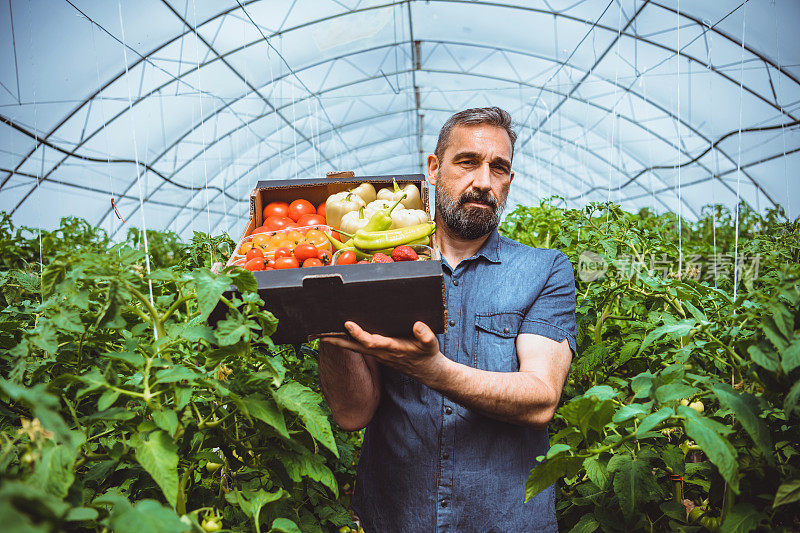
[473,227,501,264]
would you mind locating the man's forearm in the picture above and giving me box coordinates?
[318,342,381,431]
[422,356,559,427]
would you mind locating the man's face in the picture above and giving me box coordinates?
[430,124,514,240]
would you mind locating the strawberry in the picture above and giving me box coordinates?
[357,260,370,264]
[390,245,418,262]
[371,253,394,263]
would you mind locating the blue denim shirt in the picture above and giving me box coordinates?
[352,229,577,532]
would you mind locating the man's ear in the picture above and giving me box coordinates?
[426,154,439,186]
[509,169,515,184]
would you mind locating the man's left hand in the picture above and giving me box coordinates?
[320,321,447,382]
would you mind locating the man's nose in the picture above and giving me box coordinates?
[472,162,492,191]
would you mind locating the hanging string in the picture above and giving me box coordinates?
[705,19,720,289]
[191,0,214,263]
[732,3,747,308]
[24,1,44,290]
[774,2,789,217]
[117,0,157,336]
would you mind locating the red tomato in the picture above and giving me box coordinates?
[288,199,316,222]
[264,267,275,271]
[245,248,265,262]
[330,230,342,241]
[318,249,332,265]
[302,258,324,268]
[263,216,294,231]
[231,258,247,267]
[245,258,265,271]
[294,243,318,262]
[263,201,289,220]
[274,247,293,259]
[267,259,276,268]
[251,226,272,234]
[336,250,357,265]
[317,201,326,217]
[297,213,326,227]
[274,257,299,269]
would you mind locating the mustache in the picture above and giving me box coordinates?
[458,190,498,210]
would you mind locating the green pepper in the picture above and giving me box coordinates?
[361,194,406,232]
[353,222,436,250]
[365,236,430,255]
[325,233,371,260]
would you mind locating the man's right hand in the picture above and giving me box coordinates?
[317,340,382,431]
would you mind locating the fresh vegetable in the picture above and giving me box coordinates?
[353,221,436,250]
[318,249,332,265]
[274,256,299,269]
[350,182,377,204]
[201,511,223,532]
[263,215,294,231]
[238,241,254,255]
[244,257,265,271]
[293,243,319,262]
[391,208,429,228]
[274,247,293,259]
[370,253,393,263]
[362,195,406,232]
[376,179,423,210]
[263,201,290,219]
[303,258,324,268]
[391,245,419,262]
[205,461,223,474]
[245,247,264,262]
[297,213,326,227]
[335,250,357,265]
[317,201,326,217]
[325,191,366,228]
[689,400,705,413]
[288,199,317,222]
[340,207,370,235]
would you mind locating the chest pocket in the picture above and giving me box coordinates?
[473,311,523,372]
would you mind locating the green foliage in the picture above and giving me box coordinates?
[0,216,359,532]
[502,199,800,532]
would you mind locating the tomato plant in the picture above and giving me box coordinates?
[0,214,360,532]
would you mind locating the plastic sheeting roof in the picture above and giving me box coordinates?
[1,0,798,239]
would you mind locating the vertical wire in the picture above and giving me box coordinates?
[117,0,156,330]
[732,3,747,306]
[774,2,789,217]
[191,0,213,261]
[676,0,683,279]
[706,21,720,289]
[25,1,43,287]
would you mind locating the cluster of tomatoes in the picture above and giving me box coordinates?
[231,199,334,271]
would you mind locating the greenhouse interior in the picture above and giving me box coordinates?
[1,1,798,532]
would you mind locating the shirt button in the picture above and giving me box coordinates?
[452,279,459,286]
[503,327,510,334]
[444,406,453,415]
[442,451,450,459]
[440,499,448,508]
[448,319,455,327]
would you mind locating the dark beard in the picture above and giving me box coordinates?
[434,174,506,240]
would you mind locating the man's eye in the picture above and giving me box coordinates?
[458,160,476,166]
[492,165,509,174]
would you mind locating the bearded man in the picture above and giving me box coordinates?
[319,107,577,532]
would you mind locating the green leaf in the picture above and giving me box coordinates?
[104,350,145,368]
[525,453,583,501]
[773,479,800,508]
[226,267,257,293]
[215,313,260,345]
[712,383,772,460]
[719,503,762,533]
[612,403,649,423]
[226,488,285,531]
[153,365,198,384]
[678,405,738,492]
[29,320,58,354]
[52,307,84,333]
[560,396,616,440]
[273,382,338,457]
[786,379,800,415]
[654,383,696,403]
[97,389,120,411]
[152,410,178,437]
[192,269,231,321]
[637,407,674,435]
[583,385,618,400]
[241,394,289,439]
[748,344,780,372]
[638,320,695,355]
[782,339,800,374]
[583,456,608,489]
[108,499,190,533]
[205,341,248,370]
[29,440,78,498]
[130,431,179,507]
[65,507,99,521]
[280,450,339,497]
[568,513,599,533]
[631,372,655,399]
[270,518,302,533]
[608,454,662,517]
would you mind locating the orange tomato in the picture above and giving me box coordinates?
[274,247,293,259]
[252,234,270,247]
[263,201,289,220]
[246,248,265,262]
[238,241,254,255]
[285,230,305,246]
[274,256,299,269]
[293,243,319,262]
[303,229,327,246]
[302,258,324,268]
[288,199,316,222]
[245,258,265,271]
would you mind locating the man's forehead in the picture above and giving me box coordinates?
[444,123,513,160]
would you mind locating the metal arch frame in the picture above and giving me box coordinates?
[6,0,793,197]
[4,0,795,229]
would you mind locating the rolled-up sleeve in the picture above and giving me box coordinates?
[519,251,577,354]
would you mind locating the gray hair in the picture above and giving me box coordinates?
[434,107,517,162]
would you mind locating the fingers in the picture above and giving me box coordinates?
[412,321,438,352]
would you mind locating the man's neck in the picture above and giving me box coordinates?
[433,212,493,268]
